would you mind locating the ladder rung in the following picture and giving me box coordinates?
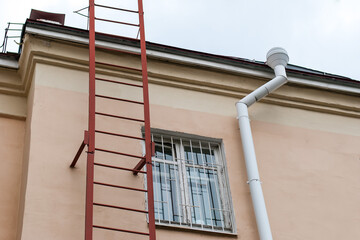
[95,61,142,72]
[94,162,147,174]
[94,17,139,27]
[93,202,148,213]
[95,148,145,159]
[95,31,140,42]
[95,77,143,88]
[93,225,149,236]
[95,45,141,56]
[94,4,139,14]
[95,94,144,105]
[95,130,145,140]
[95,112,144,122]
[94,181,147,192]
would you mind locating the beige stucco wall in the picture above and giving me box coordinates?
[0,33,359,240]
[0,117,25,240]
[0,54,27,240]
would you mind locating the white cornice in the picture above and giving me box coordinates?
[24,26,360,95]
[288,77,359,94]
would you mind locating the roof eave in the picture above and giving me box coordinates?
[8,19,360,94]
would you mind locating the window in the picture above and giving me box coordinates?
[147,130,235,234]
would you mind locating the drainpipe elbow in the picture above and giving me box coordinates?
[236,101,249,116]
[237,96,256,107]
[274,65,288,79]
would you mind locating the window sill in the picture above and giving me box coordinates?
[154,221,237,236]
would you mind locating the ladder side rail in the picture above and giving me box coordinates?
[137,0,156,240]
[86,0,96,239]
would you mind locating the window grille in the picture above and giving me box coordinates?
[147,131,235,233]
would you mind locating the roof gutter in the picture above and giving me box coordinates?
[236,47,289,240]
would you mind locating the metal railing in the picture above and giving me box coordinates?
[0,23,23,53]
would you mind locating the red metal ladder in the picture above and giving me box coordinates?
[70,0,156,239]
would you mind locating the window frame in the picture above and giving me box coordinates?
[144,129,237,234]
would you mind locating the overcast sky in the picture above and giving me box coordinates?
[1,0,359,80]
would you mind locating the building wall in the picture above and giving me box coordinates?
[0,117,25,240]
[0,33,359,240]
[0,52,27,240]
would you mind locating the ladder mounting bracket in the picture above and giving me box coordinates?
[70,130,89,168]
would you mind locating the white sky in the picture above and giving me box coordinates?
[1,0,359,80]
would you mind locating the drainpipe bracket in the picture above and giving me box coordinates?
[247,179,261,184]
[236,115,249,120]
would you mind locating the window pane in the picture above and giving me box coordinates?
[208,169,223,227]
[154,142,173,161]
[186,166,224,227]
[184,145,215,166]
[186,166,205,225]
[183,142,225,228]
[153,161,180,222]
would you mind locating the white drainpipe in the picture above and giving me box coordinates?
[236,47,289,240]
